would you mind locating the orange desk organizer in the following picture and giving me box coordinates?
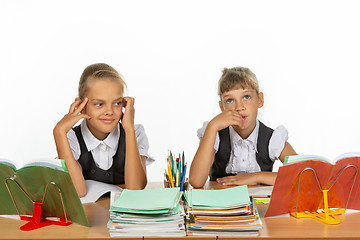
[289,166,357,225]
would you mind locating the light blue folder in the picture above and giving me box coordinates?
[187,185,250,208]
[111,187,182,214]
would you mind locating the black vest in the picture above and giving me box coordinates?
[210,121,274,181]
[73,123,126,184]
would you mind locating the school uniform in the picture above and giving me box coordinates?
[67,120,153,184]
[197,119,288,181]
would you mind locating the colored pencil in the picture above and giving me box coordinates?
[180,164,187,191]
[167,165,174,188]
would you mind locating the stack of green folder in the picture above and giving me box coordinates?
[184,185,262,236]
[108,187,185,237]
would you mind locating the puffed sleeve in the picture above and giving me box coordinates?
[66,129,81,160]
[135,124,154,165]
[197,121,220,152]
[268,125,289,161]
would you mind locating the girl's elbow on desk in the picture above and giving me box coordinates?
[125,179,147,190]
[189,176,206,189]
[76,187,87,198]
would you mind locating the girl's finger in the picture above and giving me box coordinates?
[222,177,238,185]
[75,113,91,122]
[73,98,88,115]
[82,113,91,119]
[232,115,243,124]
[218,176,236,182]
[222,181,235,186]
[68,98,82,113]
[216,177,228,183]
[122,99,127,108]
[122,97,135,107]
[120,112,124,121]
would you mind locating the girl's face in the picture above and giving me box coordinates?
[83,78,124,140]
[219,87,264,138]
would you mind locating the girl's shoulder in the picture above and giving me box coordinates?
[134,123,146,136]
[134,123,145,131]
[268,125,289,160]
[259,121,288,136]
[272,125,288,136]
[197,121,210,138]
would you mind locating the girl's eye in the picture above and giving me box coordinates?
[95,103,102,107]
[114,101,122,106]
[225,99,234,104]
[244,95,251,100]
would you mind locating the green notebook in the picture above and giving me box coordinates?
[111,187,182,214]
[186,185,250,209]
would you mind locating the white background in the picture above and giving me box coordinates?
[1,0,359,181]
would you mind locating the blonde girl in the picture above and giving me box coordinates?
[54,63,151,197]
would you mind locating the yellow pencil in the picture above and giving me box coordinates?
[167,165,175,187]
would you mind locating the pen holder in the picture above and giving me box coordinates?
[164,150,187,191]
[163,178,189,191]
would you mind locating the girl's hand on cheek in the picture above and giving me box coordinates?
[121,97,135,131]
[54,98,90,134]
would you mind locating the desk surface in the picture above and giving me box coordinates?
[1,182,359,240]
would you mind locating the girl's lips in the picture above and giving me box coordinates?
[100,119,114,124]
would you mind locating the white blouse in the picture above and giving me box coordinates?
[197,120,288,174]
[67,120,154,170]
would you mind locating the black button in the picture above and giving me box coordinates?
[91,169,96,174]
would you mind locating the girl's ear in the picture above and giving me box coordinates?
[258,92,264,108]
[218,100,225,112]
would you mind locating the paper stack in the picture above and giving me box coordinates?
[108,187,186,237]
[184,185,262,236]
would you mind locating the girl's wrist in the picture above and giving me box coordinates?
[253,172,263,185]
[207,121,220,133]
[123,125,135,134]
[53,125,67,137]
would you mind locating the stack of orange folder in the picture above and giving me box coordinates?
[184,186,262,236]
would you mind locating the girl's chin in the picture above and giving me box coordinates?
[232,124,246,131]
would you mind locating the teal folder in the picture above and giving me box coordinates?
[111,187,182,214]
[186,185,250,209]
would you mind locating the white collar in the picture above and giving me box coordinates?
[229,119,259,150]
[80,120,120,151]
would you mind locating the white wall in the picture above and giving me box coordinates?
[1,0,360,181]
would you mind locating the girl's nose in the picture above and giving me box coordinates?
[235,100,245,111]
[104,105,114,115]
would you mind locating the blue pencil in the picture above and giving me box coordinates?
[180,164,187,191]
